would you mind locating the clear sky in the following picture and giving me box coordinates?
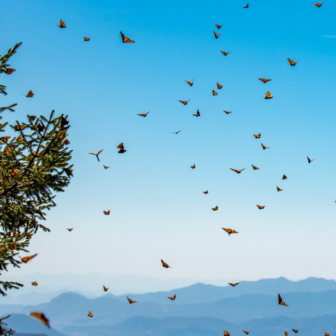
[2,0,336,283]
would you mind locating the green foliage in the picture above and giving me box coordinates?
[0,42,73,334]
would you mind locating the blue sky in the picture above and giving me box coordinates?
[2,0,336,282]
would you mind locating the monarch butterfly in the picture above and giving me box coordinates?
[126,296,137,304]
[57,19,66,28]
[67,228,73,232]
[243,331,249,335]
[212,90,218,96]
[89,149,104,161]
[193,110,200,117]
[26,90,34,98]
[88,311,93,317]
[251,164,259,170]
[253,133,261,138]
[261,143,269,150]
[84,37,90,41]
[118,148,127,153]
[217,82,223,89]
[230,168,245,174]
[285,332,289,336]
[103,285,109,292]
[265,91,273,99]
[117,143,124,149]
[30,312,50,328]
[161,259,171,268]
[258,78,272,83]
[172,130,181,134]
[179,100,190,105]
[120,31,135,43]
[137,111,150,117]
[276,186,283,192]
[103,165,110,169]
[307,156,314,163]
[190,164,196,169]
[2,136,10,142]
[313,2,324,6]
[32,281,38,286]
[257,205,265,209]
[103,210,110,215]
[215,24,222,29]
[223,110,232,114]
[213,30,222,39]
[185,79,194,86]
[278,293,288,306]
[212,205,218,211]
[221,51,230,56]
[324,333,329,336]
[224,330,230,336]
[28,115,36,121]
[287,58,298,66]
[168,294,176,300]
[282,174,287,180]
[21,253,38,263]
[222,228,238,235]
[203,190,208,194]
[243,3,249,8]
[292,330,299,333]
[5,68,15,75]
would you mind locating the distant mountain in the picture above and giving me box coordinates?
[6,314,64,336]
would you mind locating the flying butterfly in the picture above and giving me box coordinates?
[5,68,15,75]
[103,210,110,215]
[221,51,230,56]
[212,90,218,96]
[292,330,299,333]
[193,109,200,117]
[224,331,230,336]
[307,156,314,163]
[21,253,38,263]
[285,332,289,336]
[261,143,269,150]
[103,165,110,169]
[120,31,135,43]
[26,90,34,98]
[324,333,329,336]
[251,164,259,170]
[276,186,283,192]
[282,174,287,180]
[257,205,265,209]
[265,91,273,99]
[230,168,245,174]
[161,259,171,268]
[190,164,196,169]
[287,58,298,66]
[203,190,208,194]
[57,19,66,28]
[212,205,218,211]
[137,111,150,117]
[313,2,324,6]
[126,296,137,304]
[243,3,249,8]
[89,149,103,161]
[213,30,222,39]
[28,115,36,121]
[32,281,38,286]
[67,228,73,232]
[217,82,223,89]
[84,37,90,41]
[215,24,223,29]
[103,285,109,292]
[222,228,238,235]
[253,133,261,139]
[229,283,239,287]
[259,78,272,83]
[88,311,93,317]
[168,294,176,300]
[30,312,50,328]
[243,331,249,335]
[179,99,190,105]
[223,110,232,114]
[278,293,288,306]
[172,130,182,134]
[185,79,194,86]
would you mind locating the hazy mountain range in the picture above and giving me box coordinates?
[3,277,336,336]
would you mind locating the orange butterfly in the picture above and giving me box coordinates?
[282,174,287,180]
[103,210,110,215]
[229,283,239,287]
[212,205,218,211]
[259,78,271,83]
[243,331,249,335]
[5,68,15,75]
[57,19,66,28]
[217,82,223,89]
[30,312,50,328]
[193,110,200,117]
[161,259,171,268]
[224,331,230,336]
[222,228,238,235]
[212,90,218,96]
[285,332,289,336]
[168,294,176,300]
[223,110,232,114]
[84,37,90,41]
[278,293,288,306]
[179,99,190,105]
[253,133,261,138]
[276,186,283,192]
[307,156,314,163]
[126,296,137,304]
[26,90,34,98]
[117,142,124,149]
[32,281,38,286]
[185,79,194,86]
[103,285,109,292]
[120,31,135,43]
[251,164,259,170]
[265,91,273,99]
[88,311,93,317]
[243,3,249,8]
[261,143,269,150]
[213,30,222,39]
[292,330,299,333]
[230,168,245,174]
[257,205,265,209]
[324,333,329,336]
[137,111,150,117]
[118,148,127,154]
[67,228,73,231]
[103,165,110,169]
[2,136,10,142]
[190,164,196,169]
[221,51,230,56]
[28,115,36,121]
[313,2,324,6]
[21,253,38,263]
[287,58,298,66]
[89,149,103,161]
[215,24,223,29]
[203,190,208,194]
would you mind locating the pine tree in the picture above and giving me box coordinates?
[0,42,73,335]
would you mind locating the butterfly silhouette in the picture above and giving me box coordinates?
[103,165,110,169]
[313,2,324,6]
[278,293,288,306]
[224,331,231,336]
[223,228,238,235]
[103,285,109,292]
[257,205,265,209]
[212,206,218,211]
[277,186,283,192]
[190,164,196,169]
[253,133,261,138]
[26,90,34,98]
[117,143,126,154]
[215,24,223,29]
[5,68,15,75]
[21,253,37,263]
[84,37,90,41]
[292,330,299,333]
[29,115,36,121]
[243,331,249,335]
[172,130,181,134]
[88,311,93,317]
[203,190,208,194]
[179,100,190,105]
[126,296,138,304]
[137,111,150,117]
[221,51,230,56]
[230,168,245,174]
[57,19,66,28]
[243,3,249,8]
[213,30,222,39]
[287,58,298,66]
[259,78,271,83]
[212,90,218,96]
[265,91,273,99]
[185,79,194,86]
[229,283,239,287]
[89,149,103,161]
[261,143,269,150]
[251,165,259,170]
[193,110,200,117]
[32,281,38,286]
[217,82,223,89]
[168,294,176,300]
[223,110,232,114]
[120,31,135,43]
[285,332,289,336]
[307,156,314,163]
[161,259,171,268]
[103,210,110,215]
[67,228,73,232]
[324,333,329,336]
[282,174,287,180]
[30,312,50,328]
